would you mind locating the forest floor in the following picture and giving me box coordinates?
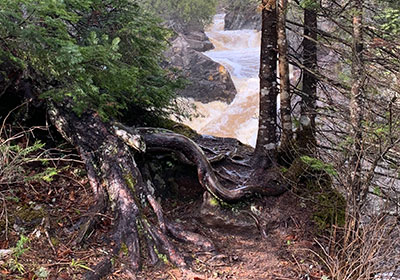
[0,138,329,280]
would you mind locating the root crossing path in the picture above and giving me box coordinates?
[48,103,289,279]
[138,191,319,280]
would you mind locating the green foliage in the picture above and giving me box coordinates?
[35,267,49,278]
[373,186,381,196]
[13,234,29,258]
[139,0,218,28]
[379,7,400,35]
[70,259,93,271]
[295,177,346,230]
[0,132,58,184]
[6,234,30,274]
[299,0,320,10]
[287,157,345,230]
[28,167,59,183]
[300,156,337,176]
[311,182,346,230]
[0,0,184,120]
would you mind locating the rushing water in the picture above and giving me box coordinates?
[183,14,261,147]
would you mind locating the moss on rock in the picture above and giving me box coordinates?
[285,156,346,231]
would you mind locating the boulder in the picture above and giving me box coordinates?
[167,20,215,52]
[224,5,261,31]
[165,34,236,103]
[185,31,214,52]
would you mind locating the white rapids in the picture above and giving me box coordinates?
[182,14,261,147]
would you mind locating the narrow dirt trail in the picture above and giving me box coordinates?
[0,134,324,280]
[0,166,323,280]
[138,191,323,280]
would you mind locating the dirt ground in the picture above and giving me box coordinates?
[137,191,327,280]
[0,137,329,280]
[0,170,327,279]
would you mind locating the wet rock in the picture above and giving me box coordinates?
[185,31,214,52]
[165,34,236,103]
[224,5,261,31]
[200,192,256,232]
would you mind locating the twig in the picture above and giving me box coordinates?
[0,195,9,240]
[168,271,178,280]
[56,173,88,196]
[0,101,29,137]
[42,217,57,255]
[24,157,84,164]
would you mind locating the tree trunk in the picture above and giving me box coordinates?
[299,3,318,154]
[345,0,365,246]
[255,0,278,167]
[48,103,216,279]
[277,0,293,151]
[48,103,145,278]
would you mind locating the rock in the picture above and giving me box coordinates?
[169,22,214,52]
[185,31,214,52]
[200,192,256,232]
[0,249,12,259]
[185,37,214,52]
[165,34,236,103]
[185,30,208,42]
[224,5,261,31]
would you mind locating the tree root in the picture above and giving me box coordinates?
[146,186,215,252]
[137,128,288,201]
[49,105,224,279]
[47,106,288,278]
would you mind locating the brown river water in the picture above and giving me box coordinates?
[182,14,262,147]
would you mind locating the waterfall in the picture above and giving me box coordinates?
[183,14,261,147]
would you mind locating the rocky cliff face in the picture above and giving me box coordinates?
[165,31,236,104]
[224,4,261,31]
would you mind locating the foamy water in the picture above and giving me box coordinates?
[183,14,261,147]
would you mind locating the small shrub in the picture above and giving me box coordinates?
[0,129,58,185]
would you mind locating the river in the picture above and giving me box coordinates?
[182,14,261,147]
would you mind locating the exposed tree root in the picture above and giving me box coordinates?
[146,185,215,252]
[47,106,287,278]
[136,127,288,201]
[49,104,143,279]
[47,105,218,279]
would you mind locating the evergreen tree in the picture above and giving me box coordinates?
[0,0,184,120]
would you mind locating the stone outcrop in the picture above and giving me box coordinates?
[224,4,261,31]
[165,32,236,103]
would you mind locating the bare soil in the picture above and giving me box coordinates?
[0,142,328,280]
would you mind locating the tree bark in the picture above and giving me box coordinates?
[48,104,216,279]
[345,0,365,246]
[255,0,278,167]
[299,3,318,154]
[48,103,144,278]
[277,0,293,150]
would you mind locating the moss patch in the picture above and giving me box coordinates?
[1,204,47,232]
[124,172,137,193]
[120,243,129,256]
[287,156,346,231]
[306,181,346,230]
[208,196,220,207]
[154,118,199,139]
[154,247,169,265]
